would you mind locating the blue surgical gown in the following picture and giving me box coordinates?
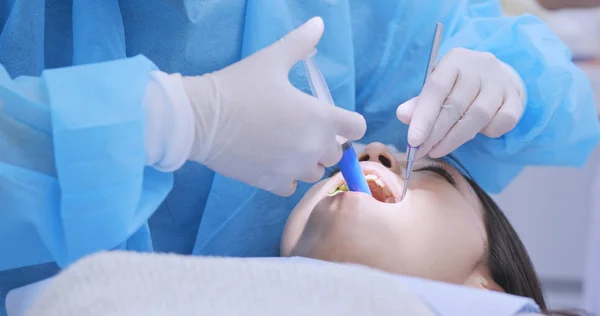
[1,0,599,313]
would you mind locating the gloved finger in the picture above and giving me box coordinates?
[297,164,326,183]
[255,173,294,196]
[415,104,459,159]
[416,73,482,157]
[268,180,298,197]
[320,142,343,167]
[272,17,325,69]
[330,106,367,141]
[481,88,522,138]
[408,59,459,147]
[396,97,418,124]
[428,86,503,158]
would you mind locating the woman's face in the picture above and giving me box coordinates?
[281,142,493,286]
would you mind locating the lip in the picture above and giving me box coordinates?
[327,161,404,202]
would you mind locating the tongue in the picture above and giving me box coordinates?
[368,181,393,203]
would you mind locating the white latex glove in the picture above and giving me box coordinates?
[396,48,526,159]
[183,17,366,196]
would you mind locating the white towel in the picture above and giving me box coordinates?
[25,252,434,316]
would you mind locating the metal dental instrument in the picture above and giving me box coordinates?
[401,23,444,202]
[303,53,372,196]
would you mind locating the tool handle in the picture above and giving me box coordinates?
[338,143,371,195]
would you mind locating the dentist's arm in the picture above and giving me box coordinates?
[396,0,600,192]
[0,17,366,270]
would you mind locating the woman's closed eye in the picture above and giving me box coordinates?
[328,162,456,186]
[414,163,456,185]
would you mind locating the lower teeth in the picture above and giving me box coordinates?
[328,175,392,202]
[329,179,385,196]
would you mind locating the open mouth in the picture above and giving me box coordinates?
[329,173,397,203]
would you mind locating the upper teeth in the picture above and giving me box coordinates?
[365,174,378,181]
[330,174,385,195]
[365,174,385,188]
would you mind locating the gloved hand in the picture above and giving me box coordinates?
[183,17,367,196]
[396,48,526,158]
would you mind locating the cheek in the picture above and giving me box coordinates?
[291,194,404,267]
[281,180,331,256]
[394,188,486,283]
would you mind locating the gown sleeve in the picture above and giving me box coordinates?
[352,0,600,193]
[0,55,173,270]
[439,0,600,192]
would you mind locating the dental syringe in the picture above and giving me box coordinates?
[303,54,372,196]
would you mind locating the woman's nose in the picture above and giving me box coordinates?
[358,142,400,173]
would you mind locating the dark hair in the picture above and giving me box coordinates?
[447,156,590,316]
[463,175,547,309]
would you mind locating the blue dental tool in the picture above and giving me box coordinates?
[401,23,444,201]
[303,55,372,196]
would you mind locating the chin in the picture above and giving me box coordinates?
[281,162,406,256]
